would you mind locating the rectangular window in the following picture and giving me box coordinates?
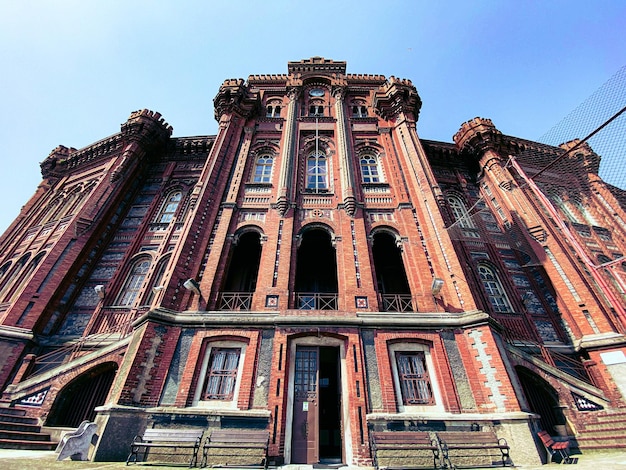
[395,351,434,405]
[202,348,241,400]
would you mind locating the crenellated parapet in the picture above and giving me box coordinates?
[559,139,601,174]
[453,117,506,157]
[287,57,347,75]
[121,109,173,146]
[373,76,422,121]
[40,145,76,179]
[213,79,261,121]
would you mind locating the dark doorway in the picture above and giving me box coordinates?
[294,229,338,309]
[223,231,262,292]
[46,362,117,427]
[516,366,566,434]
[372,231,412,311]
[291,345,342,464]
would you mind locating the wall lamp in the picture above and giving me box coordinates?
[431,278,444,296]
[94,285,106,299]
[152,285,164,294]
[183,278,201,295]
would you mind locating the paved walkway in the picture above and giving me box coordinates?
[1,448,626,469]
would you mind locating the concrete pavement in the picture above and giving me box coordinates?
[1,448,626,470]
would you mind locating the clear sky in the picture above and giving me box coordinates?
[0,1,624,234]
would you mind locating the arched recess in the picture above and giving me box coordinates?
[370,229,412,312]
[219,228,264,310]
[46,362,118,427]
[294,225,338,310]
[515,366,566,435]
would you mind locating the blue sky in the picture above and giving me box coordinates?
[0,1,624,234]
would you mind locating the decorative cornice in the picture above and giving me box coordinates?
[287,57,347,76]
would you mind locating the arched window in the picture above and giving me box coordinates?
[360,155,381,183]
[352,104,367,118]
[4,252,46,303]
[157,191,182,224]
[253,155,274,183]
[447,195,476,229]
[478,264,513,313]
[0,254,30,301]
[144,255,170,306]
[306,153,328,191]
[309,103,324,116]
[116,258,151,306]
[266,104,281,118]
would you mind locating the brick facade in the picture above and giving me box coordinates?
[0,58,625,465]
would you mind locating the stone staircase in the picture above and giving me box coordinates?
[0,407,58,450]
[573,409,626,451]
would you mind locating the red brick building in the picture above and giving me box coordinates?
[0,58,625,465]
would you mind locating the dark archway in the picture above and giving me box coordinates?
[516,366,566,434]
[372,231,412,311]
[294,228,338,309]
[46,362,117,427]
[223,231,262,292]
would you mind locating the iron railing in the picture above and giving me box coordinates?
[295,292,338,310]
[218,292,253,310]
[381,294,415,312]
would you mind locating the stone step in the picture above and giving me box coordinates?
[580,419,626,432]
[0,407,26,417]
[0,438,58,451]
[0,413,39,426]
[0,429,52,442]
[0,420,41,433]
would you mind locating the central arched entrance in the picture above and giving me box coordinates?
[286,336,351,466]
[516,366,566,434]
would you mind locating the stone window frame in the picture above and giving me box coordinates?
[192,340,247,409]
[388,341,444,413]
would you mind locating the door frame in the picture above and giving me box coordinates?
[284,335,352,465]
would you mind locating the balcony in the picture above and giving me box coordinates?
[380,294,415,312]
[295,292,338,310]
[218,292,253,311]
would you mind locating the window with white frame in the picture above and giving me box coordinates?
[309,103,324,116]
[157,191,182,223]
[306,153,328,191]
[447,194,476,229]
[352,104,367,118]
[116,258,151,306]
[478,263,514,313]
[360,155,381,183]
[253,155,274,183]
[266,103,281,118]
[388,342,443,412]
[193,341,246,408]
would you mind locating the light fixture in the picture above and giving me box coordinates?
[152,285,164,294]
[94,285,106,299]
[183,278,201,295]
[431,278,444,296]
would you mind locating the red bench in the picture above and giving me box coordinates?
[537,430,571,464]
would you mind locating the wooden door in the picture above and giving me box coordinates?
[292,347,319,463]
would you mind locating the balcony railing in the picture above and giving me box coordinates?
[218,292,253,311]
[295,292,338,310]
[381,294,415,312]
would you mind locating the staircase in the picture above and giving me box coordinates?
[0,407,58,450]
[573,409,626,451]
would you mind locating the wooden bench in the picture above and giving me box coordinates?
[437,431,512,468]
[201,429,269,468]
[369,431,443,469]
[126,428,203,467]
[537,430,571,464]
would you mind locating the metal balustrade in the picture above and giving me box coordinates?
[218,292,253,310]
[295,292,338,310]
[381,294,415,312]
